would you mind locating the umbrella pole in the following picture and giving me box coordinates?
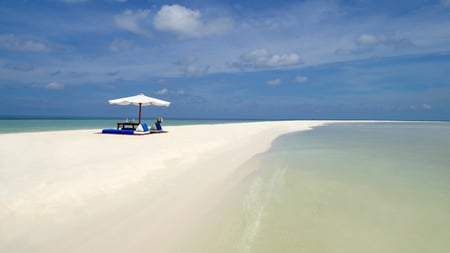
[138,103,142,124]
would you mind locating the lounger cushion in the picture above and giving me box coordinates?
[102,129,135,135]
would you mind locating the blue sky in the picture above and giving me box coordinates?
[1,0,450,119]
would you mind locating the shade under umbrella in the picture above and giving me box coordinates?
[108,93,170,124]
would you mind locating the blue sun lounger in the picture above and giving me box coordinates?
[102,123,150,135]
[150,122,168,133]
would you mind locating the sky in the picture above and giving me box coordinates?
[0,0,450,120]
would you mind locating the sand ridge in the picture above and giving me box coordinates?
[0,120,329,252]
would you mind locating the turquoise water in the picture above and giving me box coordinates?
[0,117,261,134]
[197,122,450,253]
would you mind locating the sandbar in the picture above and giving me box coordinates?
[0,120,330,252]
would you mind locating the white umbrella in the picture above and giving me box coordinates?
[109,93,170,124]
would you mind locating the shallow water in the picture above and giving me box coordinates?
[190,122,450,253]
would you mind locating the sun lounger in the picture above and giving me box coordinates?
[102,123,151,135]
[150,122,168,133]
[102,129,135,135]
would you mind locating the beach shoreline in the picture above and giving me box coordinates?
[0,120,331,252]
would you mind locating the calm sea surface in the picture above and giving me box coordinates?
[0,117,261,134]
[186,122,450,253]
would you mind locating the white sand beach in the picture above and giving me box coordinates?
[0,120,329,252]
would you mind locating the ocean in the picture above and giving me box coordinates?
[193,122,450,253]
[0,117,260,134]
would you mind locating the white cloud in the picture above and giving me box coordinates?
[356,34,378,47]
[32,82,65,90]
[155,88,185,95]
[233,48,302,69]
[183,64,209,75]
[0,34,50,52]
[295,75,308,83]
[409,104,432,110]
[115,9,150,35]
[175,89,185,95]
[156,88,168,95]
[153,4,232,37]
[266,78,281,86]
[154,5,200,36]
[3,62,34,71]
[109,39,133,52]
[442,0,450,7]
[355,33,415,49]
[176,57,209,76]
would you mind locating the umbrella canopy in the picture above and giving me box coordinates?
[109,93,170,123]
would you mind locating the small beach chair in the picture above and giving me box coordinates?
[150,122,167,133]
